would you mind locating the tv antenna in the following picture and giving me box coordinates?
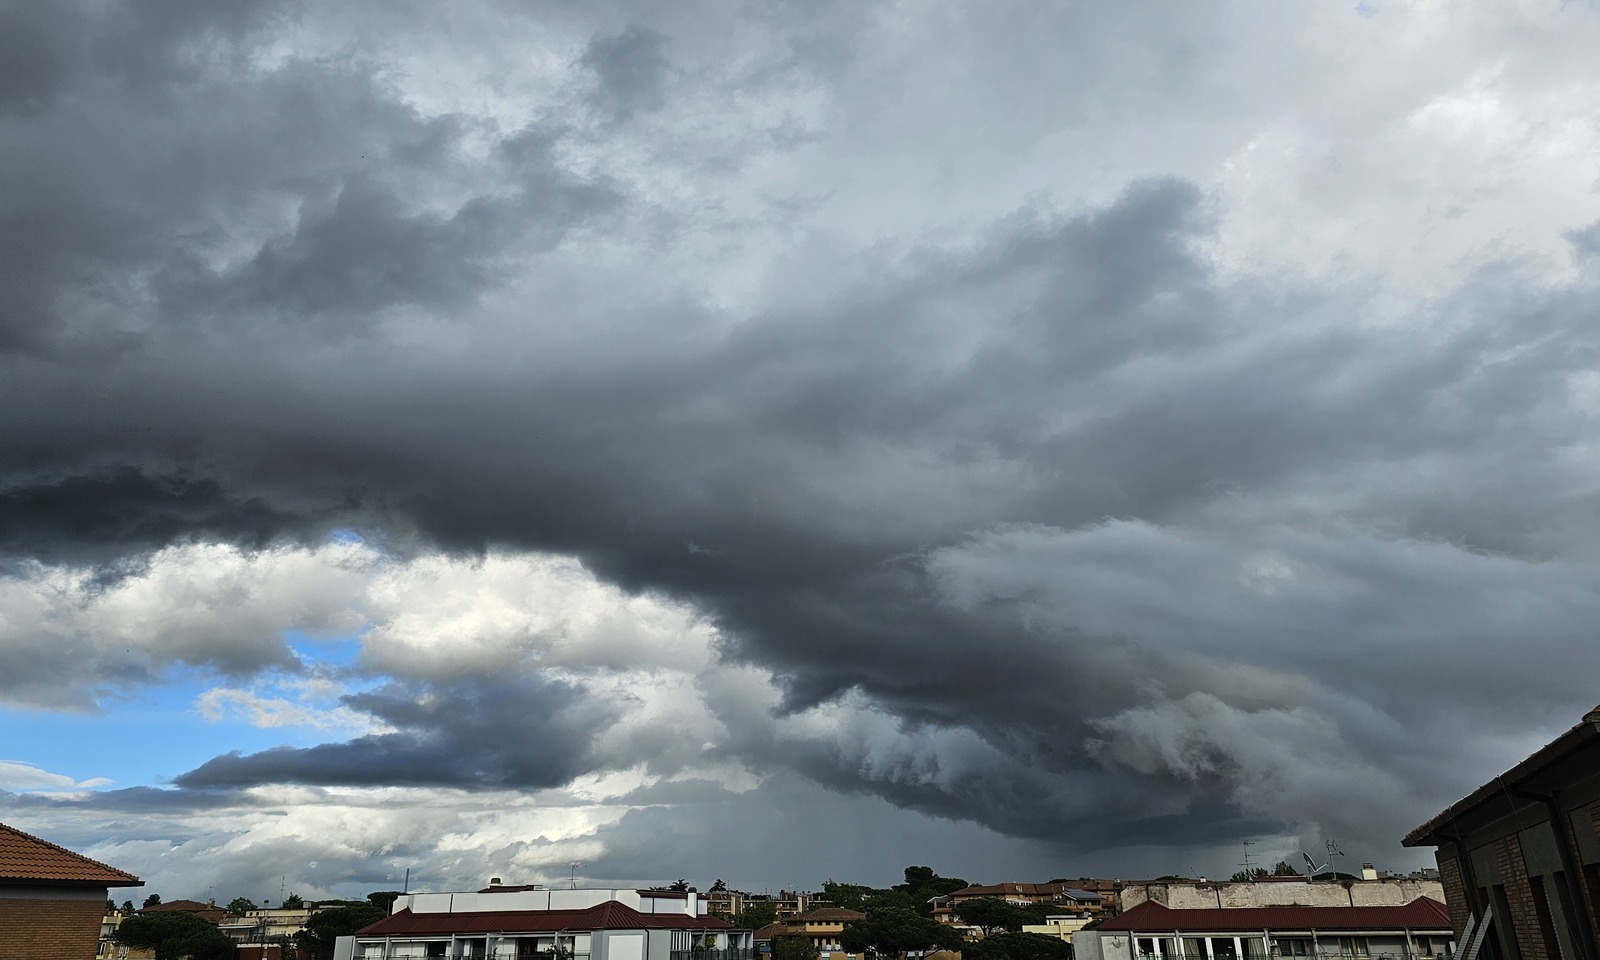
[570,863,581,889]
[1239,841,1255,879]
[1325,839,1346,877]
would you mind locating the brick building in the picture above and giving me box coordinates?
[0,821,144,960]
[1403,702,1600,960]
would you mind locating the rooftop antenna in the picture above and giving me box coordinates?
[403,868,410,894]
[570,863,580,889]
[1239,841,1255,880]
[1325,839,1346,878]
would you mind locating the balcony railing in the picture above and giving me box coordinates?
[671,947,754,960]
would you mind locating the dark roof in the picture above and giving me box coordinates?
[1405,704,1600,847]
[1095,898,1452,934]
[752,923,788,941]
[0,822,143,887]
[480,885,549,893]
[952,883,1074,899]
[1061,889,1103,901]
[792,908,865,923]
[359,901,738,937]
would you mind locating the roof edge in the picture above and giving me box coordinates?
[1403,705,1600,847]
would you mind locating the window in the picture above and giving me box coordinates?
[1272,940,1311,957]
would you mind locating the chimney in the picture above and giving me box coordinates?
[489,877,503,887]
[1360,863,1377,881]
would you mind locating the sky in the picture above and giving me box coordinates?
[4,0,1600,905]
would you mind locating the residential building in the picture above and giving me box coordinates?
[1072,898,1455,960]
[930,881,1109,930]
[0,821,144,960]
[760,907,866,960]
[337,885,750,960]
[219,903,320,949]
[771,892,819,921]
[138,898,228,925]
[1403,701,1600,960]
[1118,876,1446,913]
[1019,915,1092,944]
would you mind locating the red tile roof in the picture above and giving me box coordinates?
[360,901,738,937]
[1095,898,1451,933]
[0,822,143,887]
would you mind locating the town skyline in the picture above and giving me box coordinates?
[6,0,1600,913]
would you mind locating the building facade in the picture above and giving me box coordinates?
[1073,899,1455,960]
[1403,702,1600,960]
[1118,877,1447,913]
[0,822,144,960]
[339,887,751,960]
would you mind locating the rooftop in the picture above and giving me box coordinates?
[0,822,143,887]
[360,901,738,937]
[1404,703,1600,847]
[1095,898,1452,934]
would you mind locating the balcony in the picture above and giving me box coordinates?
[671,948,754,960]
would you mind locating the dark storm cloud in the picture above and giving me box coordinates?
[583,25,671,121]
[7,0,1600,867]
[177,676,615,789]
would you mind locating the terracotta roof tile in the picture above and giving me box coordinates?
[1094,898,1451,933]
[0,822,142,886]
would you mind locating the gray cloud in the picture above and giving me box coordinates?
[6,0,1600,882]
[177,676,614,789]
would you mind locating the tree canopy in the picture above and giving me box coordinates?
[117,911,233,960]
[772,937,822,960]
[953,898,1030,936]
[840,905,964,959]
[820,880,874,912]
[368,891,404,913]
[965,932,1073,960]
[228,897,257,917]
[296,904,385,960]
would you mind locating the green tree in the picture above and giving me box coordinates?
[368,891,404,913]
[820,880,873,912]
[773,937,822,960]
[954,898,1029,936]
[840,905,964,959]
[893,867,969,917]
[142,893,163,908]
[228,897,258,917]
[296,904,384,960]
[121,900,135,914]
[117,911,233,960]
[1227,868,1268,882]
[734,901,778,930]
[1271,861,1300,876]
[283,892,305,909]
[862,890,918,913]
[965,932,1072,960]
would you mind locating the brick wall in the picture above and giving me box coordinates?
[1493,834,1546,960]
[1436,853,1469,936]
[0,897,105,960]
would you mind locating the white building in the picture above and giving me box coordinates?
[1072,898,1454,960]
[336,886,752,960]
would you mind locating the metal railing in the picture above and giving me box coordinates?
[671,948,755,960]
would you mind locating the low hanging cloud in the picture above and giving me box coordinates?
[7,0,1600,895]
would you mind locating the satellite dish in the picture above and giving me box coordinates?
[1302,852,1328,875]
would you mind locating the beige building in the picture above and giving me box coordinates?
[1020,915,1092,944]
[219,904,319,946]
[1118,875,1445,912]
